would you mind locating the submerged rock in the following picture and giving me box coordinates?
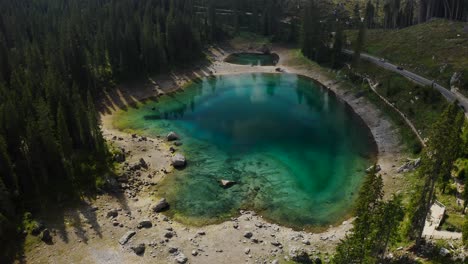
[167,132,180,141]
[119,230,136,245]
[152,198,169,212]
[220,180,236,188]
[171,154,186,168]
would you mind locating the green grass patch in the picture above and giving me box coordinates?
[353,60,448,142]
[347,19,468,95]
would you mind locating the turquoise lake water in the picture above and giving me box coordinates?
[114,73,377,229]
[224,53,279,66]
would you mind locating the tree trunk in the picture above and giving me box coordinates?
[419,0,428,22]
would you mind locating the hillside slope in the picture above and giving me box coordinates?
[348,19,468,92]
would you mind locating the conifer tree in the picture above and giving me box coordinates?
[352,21,366,67]
[408,103,465,245]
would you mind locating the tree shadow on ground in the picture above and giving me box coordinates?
[8,184,131,263]
[98,54,220,117]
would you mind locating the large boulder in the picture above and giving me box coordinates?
[167,132,180,141]
[171,154,186,168]
[119,230,136,245]
[152,198,169,213]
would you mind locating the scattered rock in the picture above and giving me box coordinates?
[261,44,271,54]
[107,209,118,218]
[137,220,152,229]
[197,231,206,236]
[131,243,146,255]
[31,221,45,236]
[152,198,169,212]
[165,231,174,239]
[450,72,463,92]
[220,179,236,188]
[174,252,188,264]
[168,247,179,253]
[289,247,310,263]
[191,250,198,256]
[271,260,279,264]
[104,177,119,189]
[113,153,126,163]
[119,230,136,245]
[366,164,381,173]
[244,248,250,254]
[271,241,281,247]
[244,232,253,239]
[139,158,148,169]
[41,229,52,243]
[440,247,450,257]
[174,141,183,146]
[397,158,421,173]
[167,132,180,141]
[171,154,186,168]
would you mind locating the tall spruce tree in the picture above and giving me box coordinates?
[333,170,404,263]
[408,103,465,245]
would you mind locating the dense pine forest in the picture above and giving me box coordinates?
[0,0,295,259]
[0,0,207,259]
[1,0,468,263]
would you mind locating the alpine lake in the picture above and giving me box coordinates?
[113,73,377,230]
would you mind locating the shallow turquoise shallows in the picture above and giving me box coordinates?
[114,73,377,230]
[224,53,279,66]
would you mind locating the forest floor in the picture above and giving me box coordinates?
[21,42,412,264]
